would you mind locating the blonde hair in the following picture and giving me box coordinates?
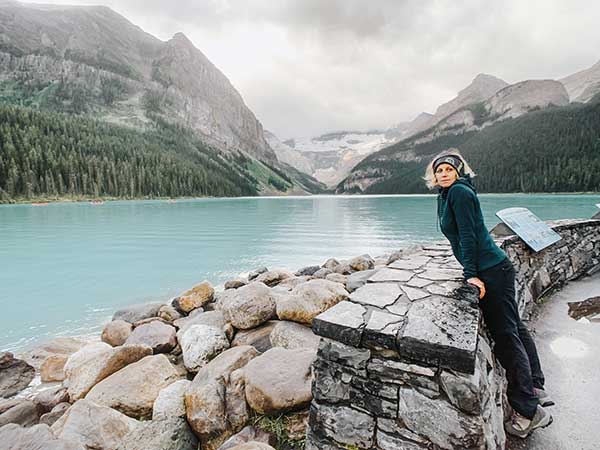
[423,148,476,190]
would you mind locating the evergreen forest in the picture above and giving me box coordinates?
[0,104,271,202]
[343,96,600,194]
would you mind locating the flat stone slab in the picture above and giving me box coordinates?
[418,268,463,281]
[350,283,402,308]
[406,277,433,288]
[426,281,462,296]
[396,295,479,374]
[384,296,411,316]
[388,256,431,271]
[368,268,413,283]
[313,301,367,347]
[362,310,404,349]
[400,285,430,301]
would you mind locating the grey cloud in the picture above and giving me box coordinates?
[18,0,600,138]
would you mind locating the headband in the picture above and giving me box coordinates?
[432,155,465,176]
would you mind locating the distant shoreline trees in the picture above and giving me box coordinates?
[345,98,600,194]
[0,104,258,202]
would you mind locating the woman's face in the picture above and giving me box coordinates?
[434,163,458,188]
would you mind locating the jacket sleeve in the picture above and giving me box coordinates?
[448,186,478,279]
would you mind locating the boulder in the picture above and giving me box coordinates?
[295,265,321,276]
[40,354,68,382]
[244,347,315,414]
[275,276,312,291]
[158,304,183,322]
[333,262,353,275]
[325,273,347,285]
[173,308,204,330]
[221,282,276,330]
[248,267,268,281]
[33,385,69,414]
[349,255,375,271]
[85,354,181,419]
[153,379,191,420]
[225,279,247,290]
[180,325,230,372]
[39,402,70,426]
[312,268,333,279]
[19,337,88,371]
[270,321,320,350]
[185,345,259,447]
[0,399,39,427]
[231,321,279,353]
[101,320,133,346]
[322,258,340,270]
[0,352,35,398]
[217,425,275,450]
[346,269,377,292]
[125,321,177,354]
[64,343,152,401]
[173,281,215,313]
[176,310,234,341]
[255,269,294,287]
[116,417,198,450]
[0,423,85,450]
[52,399,139,449]
[112,302,164,323]
[276,279,349,324]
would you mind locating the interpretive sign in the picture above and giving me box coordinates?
[496,207,561,252]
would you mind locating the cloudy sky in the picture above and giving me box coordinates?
[19,0,600,139]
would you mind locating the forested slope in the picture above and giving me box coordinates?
[0,105,266,201]
[338,96,600,194]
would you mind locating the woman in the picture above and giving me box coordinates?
[425,149,553,439]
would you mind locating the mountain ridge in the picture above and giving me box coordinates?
[0,1,276,162]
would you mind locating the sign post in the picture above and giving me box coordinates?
[496,207,561,252]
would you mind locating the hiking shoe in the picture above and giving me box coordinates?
[505,405,553,438]
[535,388,555,407]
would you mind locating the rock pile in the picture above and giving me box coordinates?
[1,249,407,450]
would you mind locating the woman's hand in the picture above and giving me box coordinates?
[467,277,486,299]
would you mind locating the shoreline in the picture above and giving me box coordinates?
[1,190,599,206]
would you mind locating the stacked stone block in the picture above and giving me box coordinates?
[308,245,506,450]
[498,219,600,315]
[307,219,600,450]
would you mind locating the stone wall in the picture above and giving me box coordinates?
[499,219,600,316]
[307,218,600,450]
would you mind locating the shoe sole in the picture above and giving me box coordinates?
[506,414,553,439]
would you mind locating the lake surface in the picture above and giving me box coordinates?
[1,193,598,352]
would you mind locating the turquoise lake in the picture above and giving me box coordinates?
[1,193,598,352]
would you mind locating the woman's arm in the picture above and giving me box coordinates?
[448,185,479,279]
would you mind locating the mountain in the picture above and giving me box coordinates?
[560,59,600,103]
[336,97,600,194]
[385,112,434,141]
[426,74,509,128]
[285,130,397,187]
[264,130,313,175]
[0,1,275,161]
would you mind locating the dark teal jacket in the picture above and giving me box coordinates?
[437,176,506,279]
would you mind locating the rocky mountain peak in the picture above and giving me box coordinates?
[0,1,276,161]
[559,58,600,102]
[454,73,508,102]
[428,73,508,129]
[168,32,195,50]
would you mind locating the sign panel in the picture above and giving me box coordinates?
[496,207,562,252]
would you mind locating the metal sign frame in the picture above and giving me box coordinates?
[496,207,562,252]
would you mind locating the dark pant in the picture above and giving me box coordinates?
[478,258,545,419]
